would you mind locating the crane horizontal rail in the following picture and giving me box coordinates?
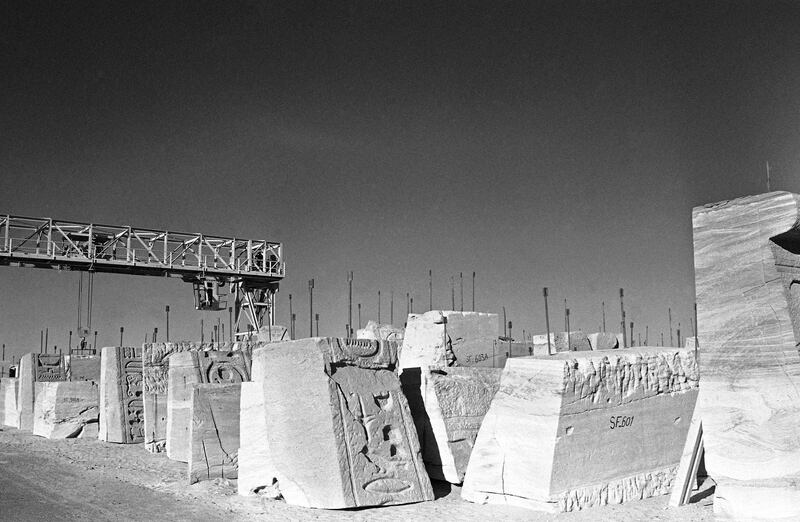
[0,214,285,284]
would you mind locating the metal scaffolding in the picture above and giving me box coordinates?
[0,214,285,332]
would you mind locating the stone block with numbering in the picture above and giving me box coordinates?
[99,346,144,443]
[166,348,250,462]
[693,191,800,519]
[421,366,502,484]
[18,353,66,431]
[0,378,19,427]
[253,337,433,509]
[461,348,699,512]
[32,381,99,439]
[188,383,241,484]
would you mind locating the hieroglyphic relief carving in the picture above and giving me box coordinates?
[119,346,143,443]
[196,350,250,384]
[35,354,65,382]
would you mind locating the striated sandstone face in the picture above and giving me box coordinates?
[461,347,698,513]
[693,191,800,519]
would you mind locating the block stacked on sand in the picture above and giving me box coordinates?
[32,381,99,438]
[143,342,213,452]
[249,337,433,509]
[462,347,698,512]
[188,383,241,484]
[0,377,18,427]
[17,353,65,430]
[99,346,144,443]
[693,191,800,519]
[421,367,502,483]
[68,354,101,382]
[167,348,250,461]
[400,311,499,370]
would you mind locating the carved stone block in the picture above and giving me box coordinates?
[99,346,143,443]
[421,366,502,483]
[252,337,432,509]
[693,191,800,519]
[166,348,249,461]
[188,383,241,484]
[32,381,99,439]
[461,348,699,512]
[68,354,101,382]
[0,377,19,427]
[18,353,66,430]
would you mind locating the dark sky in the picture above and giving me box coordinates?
[2,1,800,358]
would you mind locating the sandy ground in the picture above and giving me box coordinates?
[0,426,714,521]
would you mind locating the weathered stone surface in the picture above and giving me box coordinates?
[400,311,499,370]
[0,377,19,427]
[68,354,101,381]
[587,332,620,350]
[18,353,65,431]
[142,342,217,452]
[99,346,143,443]
[421,366,502,483]
[166,348,250,462]
[553,331,591,352]
[188,383,241,484]
[32,381,99,439]
[253,337,432,509]
[462,347,698,512]
[357,320,405,342]
[693,191,800,519]
[237,381,275,496]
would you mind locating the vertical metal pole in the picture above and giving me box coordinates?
[502,307,507,337]
[40,330,43,353]
[347,272,353,337]
[450,277,455,310]
[564,299,568,331]
[460,272,463,312]
[213,325,218,344]
[378,290,381,324]
[694,302,699,349]
[153,327,158,343]
[406,293,410,316]
[543,288,552,355]
[472,271,476,311]
[358,303,362,329]
[119,327,123,347]
[677,323,682,347]
[669,307,673,346]
[566,309,571,350]
[661,332,664,346]
[429,270,433,311]
[390,290,394,325]
[45,328,48,354]
[309,279,314,337]
[288,296,292,339]
[629,321,634,347]
[201,319,204,343]
[1,344,4,360]
[619,288,627,348]
[291,314,296,340]
[69,330,72,351]
[93,330,97,353]
[228,306,233,342]
[645,325,649,346]
[165,305,170,342]
[315,313,320,337]
[602,301,606,332]
[411,297,414,314]
[507,321,512,357]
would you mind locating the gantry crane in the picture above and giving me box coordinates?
[0,215,285,335]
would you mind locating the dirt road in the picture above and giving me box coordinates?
[0,426,713,521]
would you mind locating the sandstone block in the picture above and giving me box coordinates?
[357,320,405,342]
[166,348,250,461]
[99,346,143,443]
[18,353,65,431]
[421,366,502,483]
[400,311,499,370]
[462,347,699,512]
[693,191,800,519]
[587,332,620,350]
[68,354,101,382]
[188,383,241,484]
[253,337,432,509]
[32,381,99,439]
[1,378,19,427]
[237,381,275,496]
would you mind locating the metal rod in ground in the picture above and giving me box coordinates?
[347,272,353,337]
[566,308,571,350]
[678,323,682,347]
[543,287,552,355]
[406,293,410,317]
[429,270,433,311]
[69,330,72,351]
[661,331,664,346]
[410,297,414,314]
[315,313,319,336]
[1,344,4,360]
[450,276,455,310]
[45,328,48,354]
[472,272,476,311]
[460,272,463,312]
[507,321,512,357]
[228,307,233,342]
[358,303,361,329]
[309,279,315,337]
[201,319,204,343]
[288,296,293,339]
[646,325,649,345]
[619,288,627,348]
[390,290,394,325]
[502,307,507,337]
[40,330,43,353]
[629,321,634,347]
[602,301,606,332]
[93,331,97,352]
[694,302,699,350]
[291,314,296,339]
[669,307,674,346]
[378,290,381,323]
[564,298,568,331]
[165,305,170,341]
